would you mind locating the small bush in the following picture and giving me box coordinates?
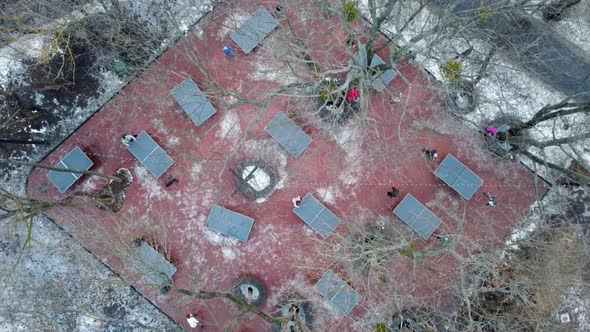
[343,1,358,23]
[399,242,415,257]
[373,322,388,332]
[477,6,494,24]
[441,59,463,81]
[319,83,339,103]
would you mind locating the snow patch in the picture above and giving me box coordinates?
[216,110,241,140]
[190,163,203,179]
[218,13,250,40]
[222,247,237,260]
[133,165,171,201]
[249,58,299,85]
[242,166,271,191]
[316,186,341,205]
[79,175,103,193]
[332,125,364,186]
[0,52,25,90]
[203,228,238,247]
[167,135,180,147]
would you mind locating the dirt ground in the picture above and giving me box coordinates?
[27,0,549,330]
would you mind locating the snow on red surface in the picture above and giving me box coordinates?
[27,0,548,330]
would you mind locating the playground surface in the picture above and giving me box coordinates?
[27,0,549,330]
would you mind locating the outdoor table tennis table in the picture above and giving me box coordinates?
[314,269,361,315]
[266,112,312,158]
[46,146,94,193]
[351,44,396,92]
[127,131,174,178]
[206,205,255,241]
[131,241,176,291]
[170,77,217,127]
[434,154,483,200]
[393,194,443,240]
[292,193,341,239]
[230,6,279,54]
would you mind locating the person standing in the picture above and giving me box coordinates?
[292,196,302,208]
[483,192,497,206]
[121,135,136,146]
[387,187,400,198]
[223,46,234,57]
[186,313,200,329]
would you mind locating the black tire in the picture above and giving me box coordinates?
[272,297,312,332]
[232,277,266,307]
[159,284,171,294]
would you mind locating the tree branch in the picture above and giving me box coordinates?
[0,158,122,182]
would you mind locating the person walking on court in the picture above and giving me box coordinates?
[387,187,400,198]
[223,46,234,57]
[483,192,497,206]
[421,148,438,160]
[121,134,136,146]
[486,126,497,136]
[186,313,200,329]
[292,196,302,208]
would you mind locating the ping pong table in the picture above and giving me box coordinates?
[293,193,341,239]
[206,205,255,241]
[127,131,174,178]
[393,194,443,240]
[131,240,176,292]
[170,77,217,127]
[266,112,312,158]
[46,146,94,193]
[231,6,279,54]
[314,269,361,315]
[434,154,483,200]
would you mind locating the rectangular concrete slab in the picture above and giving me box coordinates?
[206,205,255,241]
[314,270,361,315]
[266,112,312,158]
[434,154,483,200]
[230,6,278,54]
[132,242,176,287]
[293,193,341,239]
[47,146,94,193]
[393,194,443,240]
[127,131,174,178]
[170,77,217,126]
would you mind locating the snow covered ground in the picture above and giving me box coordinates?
[0,215,182,332]
[360,0,588,183]
[1,1,213,331]
[360,1,589,329]
[518,0,590,54]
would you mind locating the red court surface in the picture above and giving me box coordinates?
[27,1,549,330]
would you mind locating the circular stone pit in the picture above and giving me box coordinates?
[234,160,278,199]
